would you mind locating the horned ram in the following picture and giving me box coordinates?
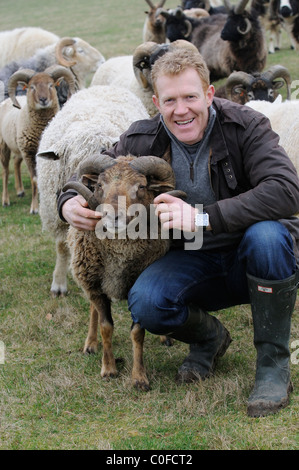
[215,64,292,104]
[61,154,184,389]
[36,85,149,297]
[0,66,75,213]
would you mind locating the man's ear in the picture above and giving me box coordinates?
[206,85,215,107]
[152,94,160,112]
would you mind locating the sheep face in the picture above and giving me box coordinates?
[60,38,105,77]
[84,164,154,234]
[23,74,60,110]
[221,11,254,42]
[82,157,174,236]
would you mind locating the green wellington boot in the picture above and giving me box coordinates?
[247,272,298,417]
[168,305,232,383]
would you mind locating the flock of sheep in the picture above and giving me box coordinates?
[0,0,299,389]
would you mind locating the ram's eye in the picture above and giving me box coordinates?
[139,184,146,190]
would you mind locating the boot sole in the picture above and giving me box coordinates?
[247,381,293,418]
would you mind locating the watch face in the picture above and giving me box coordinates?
[195,213,209,227]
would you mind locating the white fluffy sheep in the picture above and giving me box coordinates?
[0,66,75,213]
[0,27,59,68]
[36,85,149,297]
[246,97,299,170]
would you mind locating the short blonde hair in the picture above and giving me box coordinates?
[151,47,210,95]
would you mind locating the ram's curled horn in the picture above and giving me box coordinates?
[76,153,116,178]
[129,155,176,190]
[8,68,36,109]
[225,71,253,100]
[44,64,77,96]
[55,37,77,67]
[133,41,160,88]
[62,181,100,211]
[261,65,292,100]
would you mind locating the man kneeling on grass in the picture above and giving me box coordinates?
[58,46,299,417]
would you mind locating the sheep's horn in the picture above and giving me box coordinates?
[55,37,77,67]
[145,0,155,8]
[225,71,253,100]
[44,64,77,97]
[158,0,167,7]
[129,156,175,189]
[166,190,187,199]
[223,0,232,12]
[8,68,36,109]
[261,65,291,100]
[76,154,116,178]
[133,41,160,88]
[183,20,193,38]
[62,181,99,211]
[237,18,251,35]
[234,0,250,14]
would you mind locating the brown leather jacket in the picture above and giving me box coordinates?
[57,97,299,256]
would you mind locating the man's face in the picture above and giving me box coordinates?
[152,68,215,145]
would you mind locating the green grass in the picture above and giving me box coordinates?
[0,0,299,451]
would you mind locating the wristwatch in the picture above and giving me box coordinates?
[194,211,210,231]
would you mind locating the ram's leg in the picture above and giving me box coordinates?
[84,303,99,354]
[89,295,117,378]
[1,142,11,207]
[131,322,150,391]
[24,153,38,214]
[13,154,24,197]
[51,238,70,297]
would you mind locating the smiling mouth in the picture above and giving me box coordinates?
[176,118,194,126]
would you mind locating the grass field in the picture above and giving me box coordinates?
[0,0,299,451]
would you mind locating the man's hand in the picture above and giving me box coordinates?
[62,195,102,231]
[154,193,197,232]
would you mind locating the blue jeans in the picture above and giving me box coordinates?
[128,221,297,335]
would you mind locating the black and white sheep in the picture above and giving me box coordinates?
[143,0,168,43]
[0,66,75,213]
[277,0,299,50]
[0,27,59,68]
[36,85,149,297]
[62,154,183,389]
[191,0,267,82]
[0,36,105,107]
[215,64,292,104]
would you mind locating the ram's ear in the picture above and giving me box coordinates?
[81,174,99,190]
[37,149,59,160]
